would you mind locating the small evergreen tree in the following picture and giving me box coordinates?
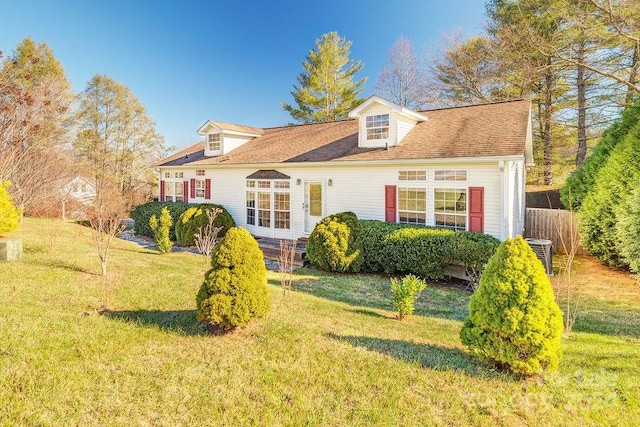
[149,207,173,254]
[196,227,271,331]
[0,181,21,236]
[390,274,426,320]
[460,236,563,376]
[281,31,367,123]
[616,185,640,277]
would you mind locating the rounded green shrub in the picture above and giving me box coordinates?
[196,227,271,331]
[0,181,21,236]
[306,211,363,273]
[460,236,563,376]
[175,203,235,247]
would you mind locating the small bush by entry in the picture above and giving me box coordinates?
[305,211,363,273]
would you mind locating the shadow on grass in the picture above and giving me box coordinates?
[573,310,640,339]
[327,333,504,379]
[283,268,470,322]
[103,309,209,336]
[38,259,98,275]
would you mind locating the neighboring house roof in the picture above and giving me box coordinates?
[157,99,531,167]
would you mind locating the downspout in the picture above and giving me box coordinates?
[499,160,506,240]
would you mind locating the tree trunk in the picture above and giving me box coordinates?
[543,66,553,186]
[626,43,639,105]
[576,41,587,168]
[101,260,107,276]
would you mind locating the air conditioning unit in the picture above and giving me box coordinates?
[525,238,553,275]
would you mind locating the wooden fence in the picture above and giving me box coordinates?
[524,208,584,255]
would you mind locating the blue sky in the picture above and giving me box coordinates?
[1,0,487,149]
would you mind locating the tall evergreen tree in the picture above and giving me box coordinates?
[282,32,367,123]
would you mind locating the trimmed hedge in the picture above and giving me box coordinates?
[130,202,190,241]
[305,211,363,273]
[175,204,236,247]
[359,220,500,280]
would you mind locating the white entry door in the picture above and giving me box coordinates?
[304,181,324,233]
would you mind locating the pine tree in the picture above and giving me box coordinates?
[282,32,367,123]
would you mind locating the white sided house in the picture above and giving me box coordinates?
[156,96,533,241]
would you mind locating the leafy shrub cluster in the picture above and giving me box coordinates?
[130,201,234,245]
[131,202,190,241]
[578,106,640,268]
[196,227,271,331]
[390,274,426,320]
[149,207,173,254]
[561,99,640,211]
[175,204,235,247]
[359,220,500,280]
[305,211,363,272]
[460,236,563,376]
[0,181,21,236]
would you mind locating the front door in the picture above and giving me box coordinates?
[304,181,324,233]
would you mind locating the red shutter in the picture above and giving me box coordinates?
[190,178,196,199]
[160,180,165,202]
[183,181,189,203]
[385,185,397,222]
[468,187,484,233]
[205,179,211,199]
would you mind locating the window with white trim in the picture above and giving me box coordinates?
[175,172,184,178]
[398,188,426,225]
[195,179,205,198]
[175,182,184,202]
[164,172,172,178]
[434,188,467,230]
[434,170,467,181]
[246,179,291,229]
[164,181,174,202]
[366,114,389,140]
[196,169,205,176]
[208,133,221,151]
[398,170,426,181]
[246,191,255,225]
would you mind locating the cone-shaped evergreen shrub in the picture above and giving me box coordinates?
[175,204,235,247]
[306,211,363,273]
[617,185,640,276]
[149,207,173,254]
[460,236,563,376]
[196,227,271,331]
[0,181,21,236]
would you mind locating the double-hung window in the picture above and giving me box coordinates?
[195,180,205,198]
[366,114,389,140]
[208,133,221,151]
[398,188,426,225]
[434,188,467,230]
[164,181,174,202]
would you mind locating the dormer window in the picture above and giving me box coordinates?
[208,133,221,151]
[366,114,389,140]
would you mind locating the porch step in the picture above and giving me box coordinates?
[255,237,307,267]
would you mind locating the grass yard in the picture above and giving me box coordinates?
[1,218,639,426]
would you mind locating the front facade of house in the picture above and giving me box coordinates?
[156,96,533,241]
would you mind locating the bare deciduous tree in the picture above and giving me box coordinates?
[193,208,224,266]
[375,38,427,110]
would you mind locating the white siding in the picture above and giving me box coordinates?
[222,135,253,154]
[396,116,417,143]
[159,161,509,240]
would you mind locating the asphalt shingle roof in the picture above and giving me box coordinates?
[157,99,531,167]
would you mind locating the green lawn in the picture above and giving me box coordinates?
[1,218,639,426]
